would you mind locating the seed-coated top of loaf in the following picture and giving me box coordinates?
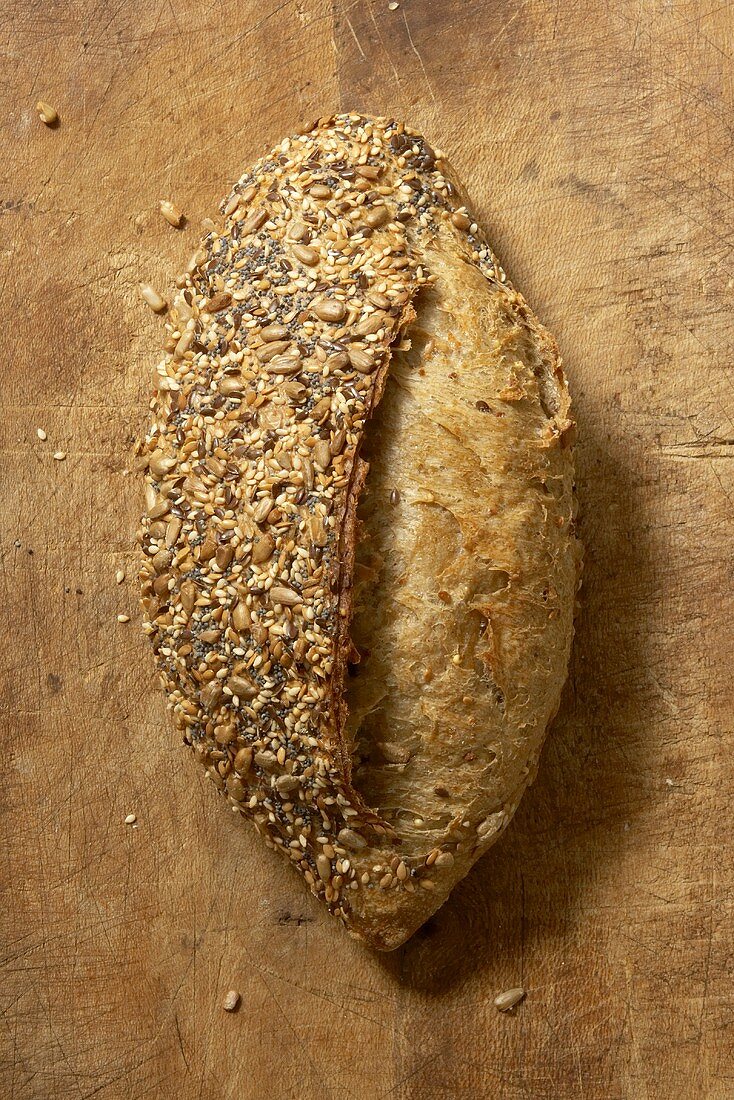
[139,113,579,949]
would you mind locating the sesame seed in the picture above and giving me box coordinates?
[53,451,66,461]
[36,428,47,441]
[124,813,137,825]
[117,614,131,623]
[115,570,125,584]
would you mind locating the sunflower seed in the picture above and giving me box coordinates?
[36,100,58,125]
[356,164,382,179]
[363,205,389,228]
[222,990,241,1012]
[494,988,525,1012]
[313,439,331,469]
[270,585,301,607]
[148,451,176,479]
[174,329,194,359]
[276,774,300,794]
[232,602,251,632]
[140,283,167,312]
[313,298,345,323]
[165,516,182,548]
[200,681,223,710]
[367,290,391,309]
[292,243,319,266]
[152,548,172,573]
[337,828,367,850]
[286,221,309,242]
[180,579,197,613]
[355,312,385,336]
[268,355,302,376]
[227,776,246,800]
[215,544,234,570]
[220,374,243,396]
[256,340,291,362]
[347,347,375,373]
[234,746,253,774]
[253,497,273,524]
[252,532,275,563]
[260,324,289,342]
[160,200,184,227]
[205,292,232,313]
[241,209,268,236]
[229,674,257,699]
[198,530,217,562]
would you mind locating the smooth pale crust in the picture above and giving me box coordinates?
[347,235,580,946]
[139,113,581,951]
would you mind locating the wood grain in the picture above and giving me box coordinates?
[2,1,733,1096]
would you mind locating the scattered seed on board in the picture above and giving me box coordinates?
[53,451,66,461]
[36,428,47,441]
[222,990,241,1012]
[388,1,399,9]
[115,570,125,584]
[36,100,58,125]
[124,813,137,825]
[140,283,167,312]
[159,200,184,228]
[494,988,526,1012]
[117,613,130,623]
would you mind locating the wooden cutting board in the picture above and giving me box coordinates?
[2,1,733,1096]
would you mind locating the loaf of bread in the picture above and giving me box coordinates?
[139,113,581,950]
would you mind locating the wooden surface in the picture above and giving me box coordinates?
[2,1,733,1097]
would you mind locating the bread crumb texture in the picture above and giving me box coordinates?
[139,113,581,949]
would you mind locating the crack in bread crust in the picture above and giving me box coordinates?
[139,113,580,949]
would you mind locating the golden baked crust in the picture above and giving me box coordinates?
[139,113,581,950]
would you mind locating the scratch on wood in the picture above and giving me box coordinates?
[344,14,366,60]
[401,9,436,105]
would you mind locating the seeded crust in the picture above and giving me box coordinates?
[139,113,581,950]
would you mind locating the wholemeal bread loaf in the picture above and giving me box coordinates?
[139,113,581,950]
